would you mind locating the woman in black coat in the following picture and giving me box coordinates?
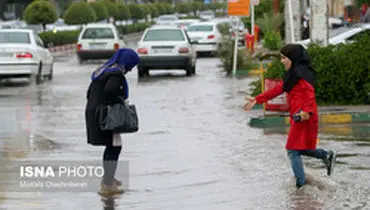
[85,48,139,195]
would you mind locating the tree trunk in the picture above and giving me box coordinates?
[0,0,8,20]
[273,0,280,15]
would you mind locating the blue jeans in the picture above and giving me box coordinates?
[288,149,328,187]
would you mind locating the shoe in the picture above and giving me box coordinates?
[101,178,122,187]
[113,178,122,186]
[324,150,337,176]
[99,184,124,196]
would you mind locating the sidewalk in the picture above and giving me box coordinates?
[249,105,370,128]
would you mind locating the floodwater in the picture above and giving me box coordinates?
[0,43,369,210]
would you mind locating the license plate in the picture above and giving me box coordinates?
[153,49,172,53]
[89,44,105,50]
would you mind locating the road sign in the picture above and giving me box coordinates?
[227,0,251,17]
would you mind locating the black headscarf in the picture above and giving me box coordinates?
[280,44,315,92]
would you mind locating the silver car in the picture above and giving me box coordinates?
[0,29,54,84]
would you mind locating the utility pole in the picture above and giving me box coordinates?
[310,0,329,46]
[284,0,301,43]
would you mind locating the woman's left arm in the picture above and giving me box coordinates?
[104,75,122,96]
[301,86,315,115]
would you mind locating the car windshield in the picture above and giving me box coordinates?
[187,25,213,32]
[0,32,30,43]
[82,28,115,39]
[143,29,185,41]
[177,22,194,27]
[159,16,177,21]
[201,12,214,15]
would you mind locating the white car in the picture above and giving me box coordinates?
[199,10,215,21]
[0,29,54,84]
[76,23,125,63]
[186,22,222,55]
[136,25,197,78]
[155,15,179,26]
[296,24,370,47]
[174,19,200,30]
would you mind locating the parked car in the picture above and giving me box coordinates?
[199,10,215,21]
[155,15,179,26]
[186,21,222,55]
[0,29,54,84]
[46,19,81,32]
[215,18,248,46]
[296,24,370,47]
[136,25,197,78]
[76,23,125,63]
[174,19,200,30]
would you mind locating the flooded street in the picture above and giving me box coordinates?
[0,42,369,209]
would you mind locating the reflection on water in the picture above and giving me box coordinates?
[0,56,369,210]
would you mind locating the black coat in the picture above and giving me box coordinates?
[85,70,127,146]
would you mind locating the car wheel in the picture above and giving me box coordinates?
[46,62,54,81]
[192,65,196,75]
[35,62,43,85]
[78,57,85,64]
[185,66,192,76]
[138,67,148,78]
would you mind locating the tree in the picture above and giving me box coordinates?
[63,2,96,25]
[128,4,145,22]
[24,0,58,31]
[90,2,108,21]
[117,4,131,21]
[103,0,120,22]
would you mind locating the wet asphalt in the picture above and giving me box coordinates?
[0,39,369,210]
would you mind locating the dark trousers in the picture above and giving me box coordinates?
[102,140,122,185]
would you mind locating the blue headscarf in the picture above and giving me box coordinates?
[91,48,139,99]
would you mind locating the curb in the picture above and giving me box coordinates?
[49,44,76,56]
[249,112,370,128]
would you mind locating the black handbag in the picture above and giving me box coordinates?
[98,100,139,133]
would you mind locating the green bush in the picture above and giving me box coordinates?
[24,0,58,31]
[191,2,202,16]
[175,3,190,14]
[118,4,131,21]
[63,2,96,25]
[117,22,153,35]
[163,3,174,14]
[39,30,80,46]
[128,4,145,21]
[263,30,282,51]
[103,0,120,21]
[154,3,166,15]
[218,37,249,75]
[249,34,370,104]
[308,35,370,104]
[90,2,108,21]
[148,4,159,18]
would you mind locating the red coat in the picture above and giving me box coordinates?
[255,79,318,150]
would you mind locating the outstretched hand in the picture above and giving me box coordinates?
[243,96,256,111]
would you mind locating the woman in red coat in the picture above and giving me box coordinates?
[244,44,337,188]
